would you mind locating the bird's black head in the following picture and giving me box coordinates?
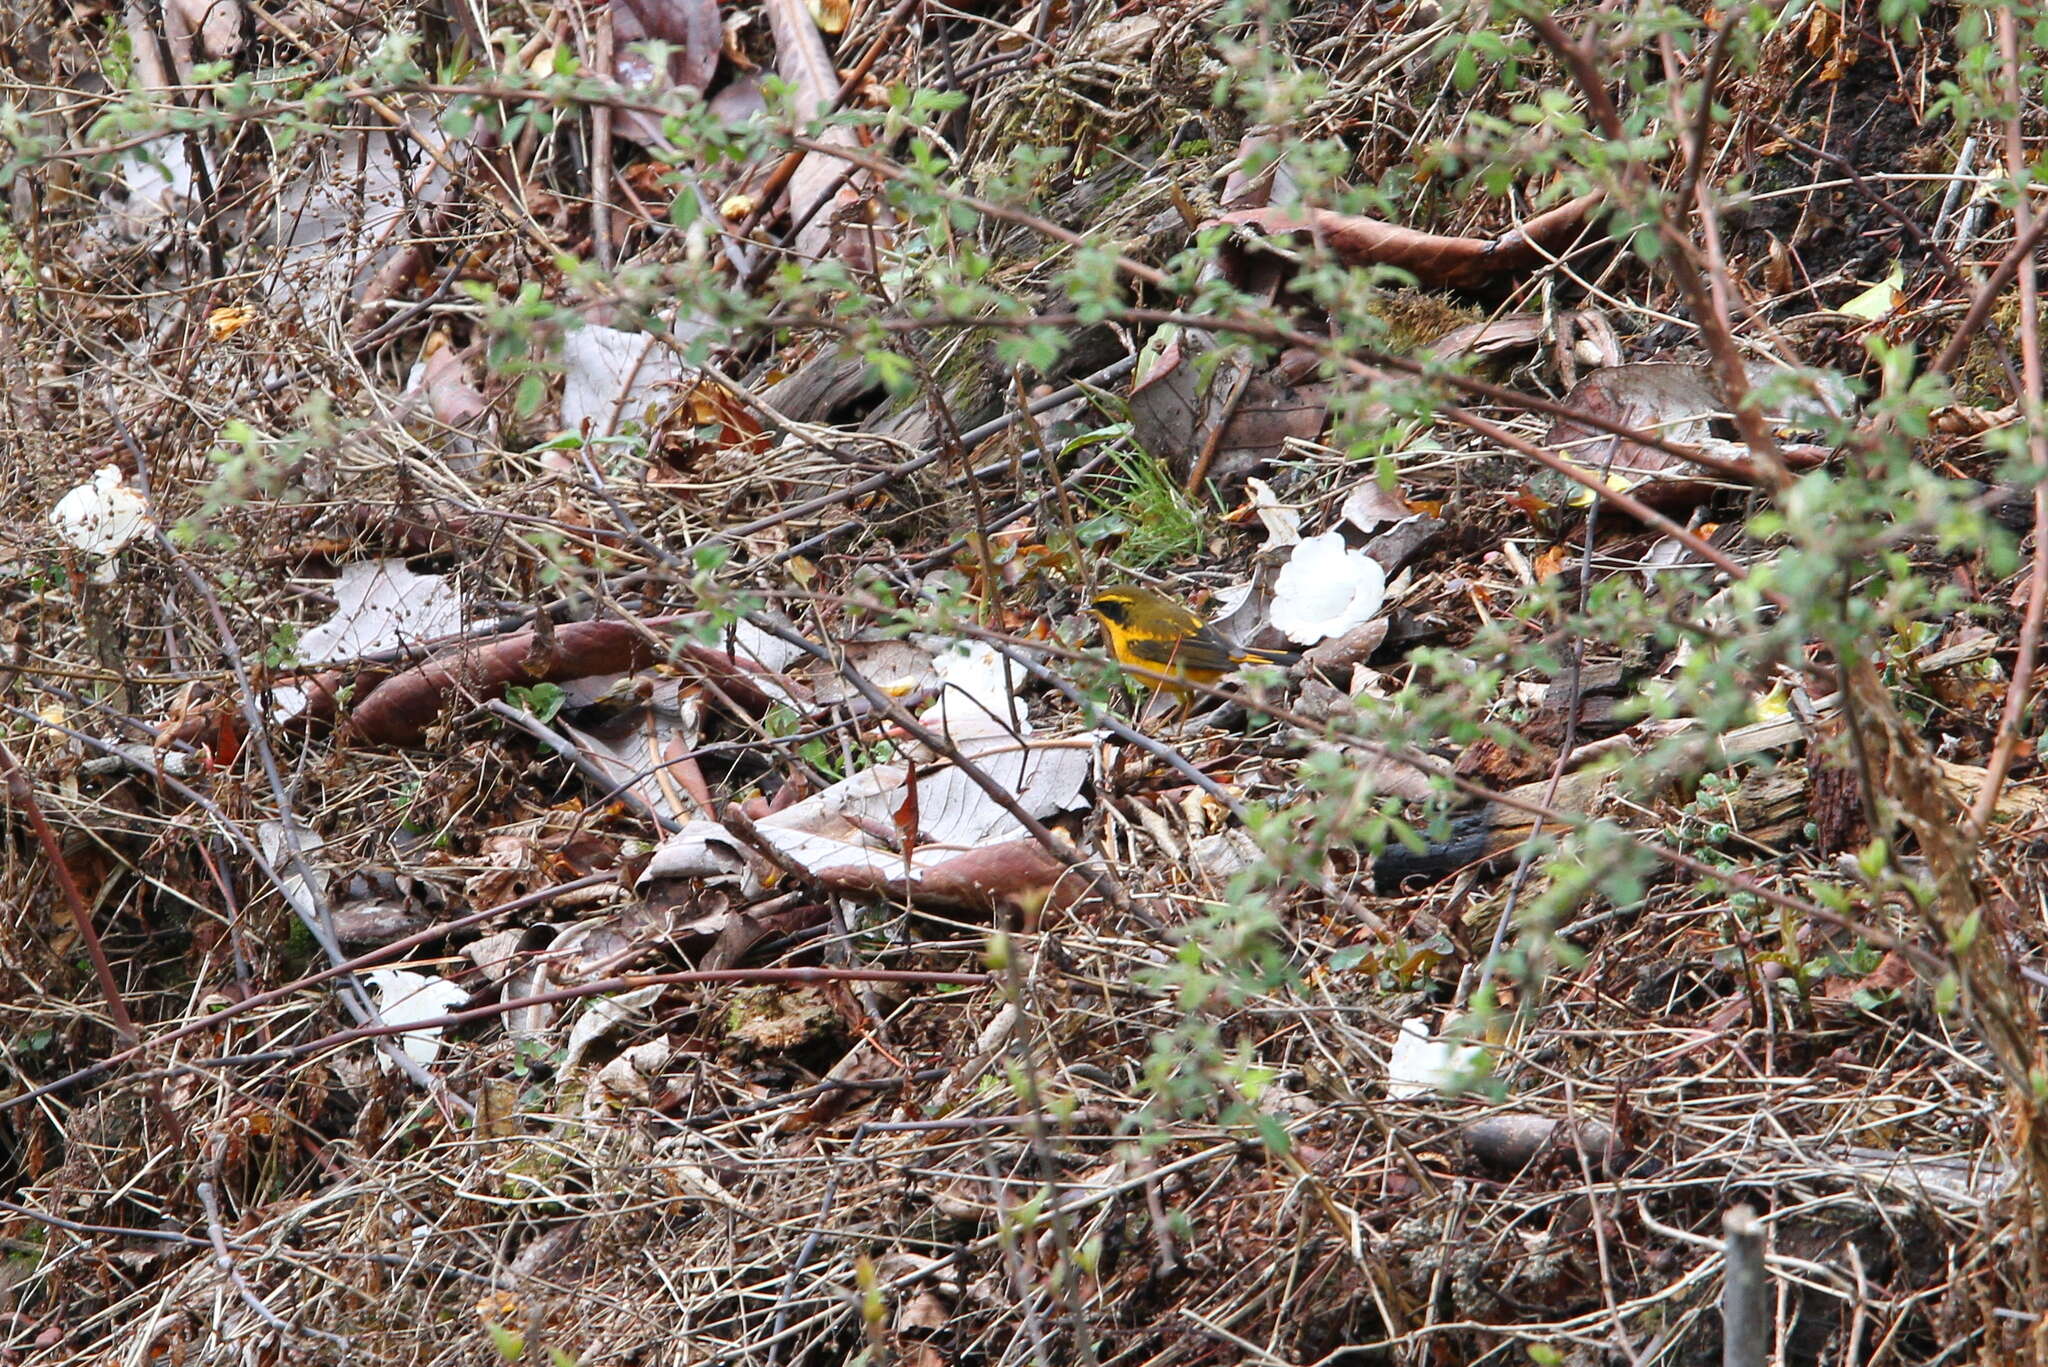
[1089,591,1134,624]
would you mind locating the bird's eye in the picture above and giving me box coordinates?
[1091,597,1126,623]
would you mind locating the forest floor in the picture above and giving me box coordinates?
[0,0,2039,1364]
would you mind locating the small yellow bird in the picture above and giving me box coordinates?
[1087,584,1299,698]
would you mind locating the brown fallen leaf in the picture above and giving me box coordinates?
[344,618,682,747]
[812,838,1085,921]
[1818,949,1916,1002]
[612,0,723,146]
[1216,191,1606,291]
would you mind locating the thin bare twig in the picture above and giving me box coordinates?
[1968,7,2048,838]
[0,742,140,1046]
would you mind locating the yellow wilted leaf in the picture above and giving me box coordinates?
[207,305,256,340]
[1563,462,1636,508]
[1838,264,1904,321]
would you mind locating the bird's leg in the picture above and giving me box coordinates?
[1133,686,1183,729]
[1163,698,1242,739]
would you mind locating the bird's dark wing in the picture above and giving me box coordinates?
[1126,627,1237,677]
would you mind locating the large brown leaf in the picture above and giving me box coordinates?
[614,0,723,145]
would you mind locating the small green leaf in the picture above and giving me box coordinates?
[485,1322,525,1361]
[507,682,566,723]
[515,371,548,417]
[1329,944,1373,972]
[1949,910,1981,955]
